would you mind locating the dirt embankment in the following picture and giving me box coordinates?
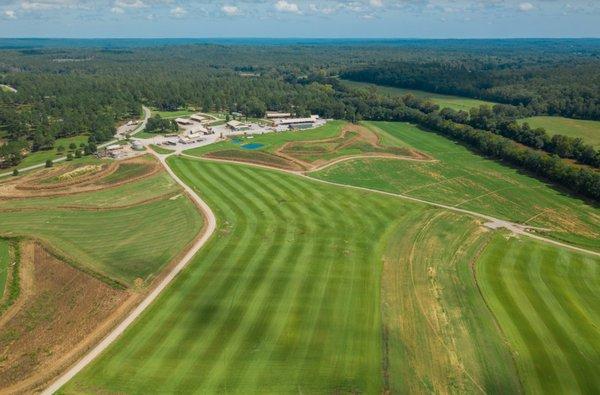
[0,157,160,200]
[0,242,128,393]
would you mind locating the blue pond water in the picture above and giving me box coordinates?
[241,143,265,150]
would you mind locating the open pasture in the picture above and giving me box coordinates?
[313,121,600,250]
[0,157,202,286]
[478,235,600,394]
[64,157,524,394]
[0,239,8,297]
[519,116,600,148]
[151,108,195,120]
[343,80,496,111]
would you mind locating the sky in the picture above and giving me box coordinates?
[0,0,599,38]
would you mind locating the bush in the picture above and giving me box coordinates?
[12,169,19,176]
[66,153,74,161]
[45,159,53,168]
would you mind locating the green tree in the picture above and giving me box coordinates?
[45,159,53,168]
[12,169,19,176]
[66,153,74,161]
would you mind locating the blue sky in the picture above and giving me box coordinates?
[0,1,599,38]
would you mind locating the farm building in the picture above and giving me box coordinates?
[274,116,319,130]
[227,120,251,132]
[190,114,207,123]
[131,141,144,151]
[266,111,292,119]
[175,118,194,126]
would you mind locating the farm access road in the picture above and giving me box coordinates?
[41,149,217,394]
[0,106,152,178]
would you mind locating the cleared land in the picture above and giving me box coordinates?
[478,235,600,394]
[520,116,600,148]
[151,109,195,120]
[343,80,495,111]
[313,121,600,251]
[63,158,520,394]
[6,135,89,173]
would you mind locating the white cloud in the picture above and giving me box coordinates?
[170,6,186,17]
[275,0,300,14]
[370,0,383,8]
[114,0,146,9]
[518,2,535,12]
[4,9,17,19]
[222,5,240,16]
[110,6,124,14]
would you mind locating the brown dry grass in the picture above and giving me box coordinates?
[0,242,128,392]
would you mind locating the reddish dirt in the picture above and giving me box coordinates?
[0,242,128,393]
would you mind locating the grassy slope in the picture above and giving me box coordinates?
[478,235,600,394]
[343,80,495,111]
[520,116,600,148]
[312,121,600,250]
[0,167,202,286]
[64,158,517,394]
[184,120,346,157]
[13,135,88,171]
[149,144,175,154]
[152,109,195,120]
[0,239,8,296]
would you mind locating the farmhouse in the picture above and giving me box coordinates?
[227,120,251,132]
[190,114,207,123]
[266,111,292,119]
[175,118,194,126]
[274,116,319,130]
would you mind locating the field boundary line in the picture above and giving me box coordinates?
[182,154,600,258]
[41,150,217,394]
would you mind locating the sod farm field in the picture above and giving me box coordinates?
[63,157,517,394]
[342,80,496,111]
[520,116,600,148]
[313,122,600,251]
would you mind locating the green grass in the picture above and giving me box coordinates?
[184,120,346,157]
[478,235,600,394]
[0,239,9,297]
[312,121,600,251]
[152,109,195,120]
[343,80,496,111]
[520,116,600,148]
[149,144,175,155]
[0,163,202,286]
[64,157,521,394]
[10,135,89,171]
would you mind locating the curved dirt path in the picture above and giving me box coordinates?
[41,150,216,394]
[182,153,600,258]
[0,106,151,179]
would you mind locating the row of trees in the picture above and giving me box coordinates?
[439,105,600,167]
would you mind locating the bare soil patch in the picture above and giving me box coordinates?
[0,242,127,393]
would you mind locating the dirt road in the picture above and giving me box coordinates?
[41,150,216,394]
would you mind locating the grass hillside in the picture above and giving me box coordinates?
[342,80,495,111]
[64,158,520,394]
[0,239,8,296]
[520,116,600,148]
[312,121,600,250]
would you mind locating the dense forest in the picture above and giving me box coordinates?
[1,40,599,200]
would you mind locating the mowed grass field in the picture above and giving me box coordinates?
[313,121,600,251]
[520,116,600,148]
[152,108,195,119]
[0,161,202,286]
[343,80,496,111]
[63,158,520,394]
[478,235,600,393]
